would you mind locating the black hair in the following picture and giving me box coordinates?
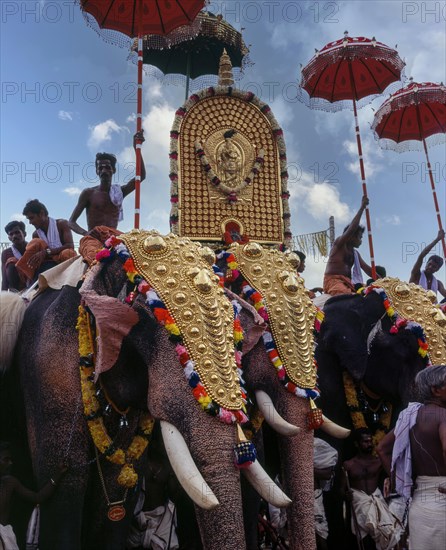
[427,254,444,267]
[4,220,26,234]
[293,250,306,262]
[22,199,48,216]
[343,224,365,235]
[96,152,117,172]
[353,428,371,444]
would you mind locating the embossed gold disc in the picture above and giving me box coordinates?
[121,230,243,410]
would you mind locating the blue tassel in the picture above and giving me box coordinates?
[234,441,257,469]
[234,424,257,469]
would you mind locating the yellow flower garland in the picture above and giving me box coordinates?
[343,371,392,452]
[77,306,154,488]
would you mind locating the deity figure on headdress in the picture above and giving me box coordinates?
[217,129,242,189]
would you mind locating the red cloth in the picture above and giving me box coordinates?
[323,274,355,296]
[15,238,77,280]
[79,226,122,266]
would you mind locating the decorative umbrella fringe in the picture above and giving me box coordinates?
[128,51,249,87]
[297,77,405,113]
[78,7,133,49]
[374,133,446,153]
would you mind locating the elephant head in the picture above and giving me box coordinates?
[216,245,349,550]
[316,289,428,423]
[6,231,293,550]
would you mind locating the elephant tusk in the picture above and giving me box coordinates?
[320,415,351,439]
[242,461,292,508]
[160,421,220,510]
[255,390,301,436]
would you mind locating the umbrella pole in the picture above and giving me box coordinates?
[185,52,191,100]
[422,138,446,257]
[134,0,143,229]
[352,98,377,279]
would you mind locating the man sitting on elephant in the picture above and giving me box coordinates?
[323,196,373,296]
[15,200,77,284]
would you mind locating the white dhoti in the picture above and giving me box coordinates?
[0,524,19,550]
[408,476,446,550]
[314,489,329,540]
[351,488,404,550]
[127,500,179,550]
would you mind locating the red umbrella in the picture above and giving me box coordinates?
[79,0,205,228]
[372,80,446,257]
[299,32,406,279]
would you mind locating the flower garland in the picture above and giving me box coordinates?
[195,141,265,202]
[77,306,154,488]
[343,371,392,451]
[168,86,292,246]
[97,237,249,427]
[365,285,430,363]
[216,250,321,402]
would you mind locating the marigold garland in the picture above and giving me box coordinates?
[77,306,154,488]
[96,238,250,427]
[343,371,392,451]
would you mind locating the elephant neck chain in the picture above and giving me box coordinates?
[94,446,128,522]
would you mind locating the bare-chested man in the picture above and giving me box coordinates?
[323,196,373,295]
[377,365,446,550]
[409,229,446,302]
[69,131,145,264]
[343,429,402,549]
[15,200,77,284]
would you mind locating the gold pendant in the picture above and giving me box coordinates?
[108,505,126,522]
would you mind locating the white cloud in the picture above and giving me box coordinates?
[58,110,73,121]
[87,119,126,149]
[375,214,401,229]
[289,169,351,224]
[344,134,384,181]
[126,113,137,123]
[143,79,163,101]
[146,208,169,227]
[63,186,82,196]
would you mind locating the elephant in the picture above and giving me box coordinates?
[314,287,432,547]
[0,231,294,550]
[215,247,349,550]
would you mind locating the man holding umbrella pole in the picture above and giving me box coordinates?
[323,196,374,296]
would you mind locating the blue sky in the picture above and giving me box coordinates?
[1,0,445,289]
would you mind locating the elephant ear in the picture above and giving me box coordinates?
[224,288,266,354]
[80,288,139,381]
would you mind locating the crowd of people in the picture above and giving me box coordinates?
[1,135,445,550]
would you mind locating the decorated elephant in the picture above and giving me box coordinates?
[215,243,349,550]
[1,230,294,550]
[314,278,446,546]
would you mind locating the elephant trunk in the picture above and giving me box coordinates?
[278,393,316,550]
